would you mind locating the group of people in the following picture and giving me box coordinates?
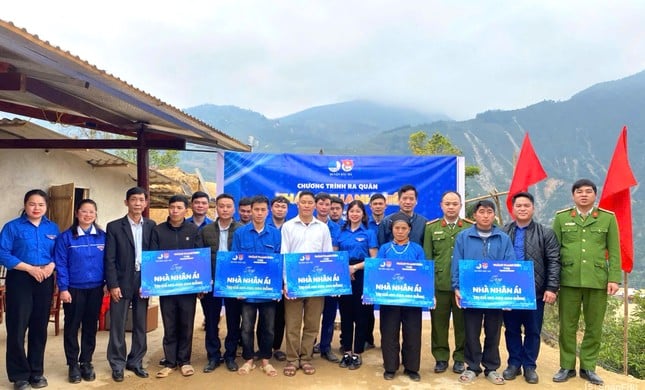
[0,178,621,389]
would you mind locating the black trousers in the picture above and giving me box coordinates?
[222,297,242,359]
[63,285,104,366]
[338,270,371,354]
[463,308,503,375]
[201,294,242,360]
[272,298,285,351]
[201,294,223,361]
[379,305,422,373]
[5,270,54,383]
[160,294,197,366]
[365,306,375,345]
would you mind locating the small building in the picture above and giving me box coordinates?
[0,118,179,229]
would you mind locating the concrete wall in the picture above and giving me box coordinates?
[0,148,137,229]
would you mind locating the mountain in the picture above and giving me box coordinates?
[179,72,645,287]
[183,100,448,154]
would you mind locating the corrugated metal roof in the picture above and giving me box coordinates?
[0,118,178,185]
[0,20,250,151]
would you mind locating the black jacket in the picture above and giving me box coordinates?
[151,218,203,251]
[198,218,242,280]
[502,220,561,294]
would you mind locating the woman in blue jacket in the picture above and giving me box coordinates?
[54,199,106,384]
[337,200,378,370]
[377,212,426,382]
[0,189,59,390]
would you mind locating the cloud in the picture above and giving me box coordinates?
[3,0,645,119]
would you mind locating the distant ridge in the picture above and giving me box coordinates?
[181,71,645,287]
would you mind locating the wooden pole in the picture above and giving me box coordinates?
[623,272,629,375]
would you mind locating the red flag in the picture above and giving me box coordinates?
[507,133,547,217]
[599,126,637,273]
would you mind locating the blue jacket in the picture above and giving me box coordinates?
[186,215,213,231]
[377,240,426,261]
[231,223,282,303]
[0,215,59,269]
[451,225,515,290]
[54,226,106,290]
[338,224,378,262]
[377,212,428,246]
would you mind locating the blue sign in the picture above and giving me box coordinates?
[214,251,283,300]
[458,260,536,310]
[141,248,211,296]
[283,251,352,298]
[363,257,435,307]
[218,152,461,221]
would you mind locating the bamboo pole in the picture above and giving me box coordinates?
[623,272,629,375]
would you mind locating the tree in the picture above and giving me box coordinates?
[408,131,480,177]
[115,149,180,169]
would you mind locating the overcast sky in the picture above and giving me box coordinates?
[4,1,645,120]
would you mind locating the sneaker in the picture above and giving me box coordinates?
[79,362,96,381]
[339,353,351,368]
[68,364,81,384]
[348,355,362,370]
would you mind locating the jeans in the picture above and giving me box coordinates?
[241,301,276,360]
[503,298,545,369]
[319,296,338,353]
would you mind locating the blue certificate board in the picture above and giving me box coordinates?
[283,252,352,298]
[362,258,435,308]
[141,248,211,296]
[214,252,283,300]
[459,260,536,309]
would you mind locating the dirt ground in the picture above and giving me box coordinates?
[0,305,641,390]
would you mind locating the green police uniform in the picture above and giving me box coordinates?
[552,206,621,370]
[423,217,473,363]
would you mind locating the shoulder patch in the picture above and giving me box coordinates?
[426,218,441,225]
[556,207,573,215]
[462,218,474,224]
[596,207,615,215]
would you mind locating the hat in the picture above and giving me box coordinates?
[390,212,412,227]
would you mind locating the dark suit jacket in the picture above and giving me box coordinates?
[104,215,155,298]
[199,218,242,280]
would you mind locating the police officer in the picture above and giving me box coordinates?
[423,191,472,374]
[552,179,620,386]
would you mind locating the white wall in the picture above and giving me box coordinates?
[0,149,137,230]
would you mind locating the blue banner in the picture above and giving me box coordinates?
[458,260,536,310]
[219,152,462,221]
[141,248,211,296]
[362,257,435,308]
[284,251,352,298]
[213,251,283,300]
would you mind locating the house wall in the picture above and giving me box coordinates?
[0,149,137,229]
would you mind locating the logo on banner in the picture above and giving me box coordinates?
[327,159,355,177]
[328,159,355,174]
[380,260,393,269]
[328,161,341,173]
[341,159,354,172]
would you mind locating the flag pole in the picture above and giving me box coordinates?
[623,272,629,375]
